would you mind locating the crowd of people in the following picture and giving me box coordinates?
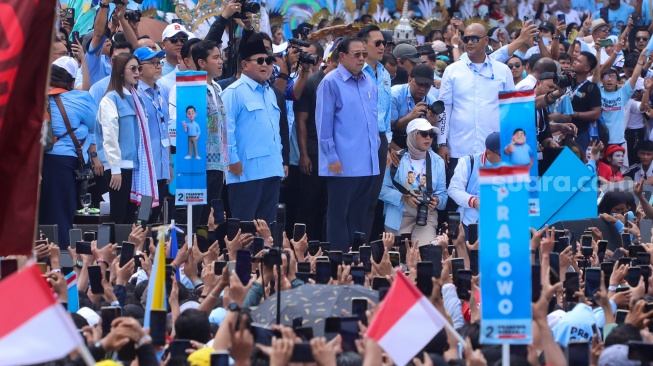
[20,0,653,363]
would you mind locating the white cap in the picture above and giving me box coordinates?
[406,118,436,134]
[77,307,100,327]
[162,23,195,41]
[272,41,288,54]
[53,56,79,79]
[179,300,201,313]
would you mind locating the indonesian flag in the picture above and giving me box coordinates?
[366,270,448,366]
[0,265,83,365]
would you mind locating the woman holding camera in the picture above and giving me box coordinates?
[380,119,448,246]
[40,57,97,248]
[96,53,158,224]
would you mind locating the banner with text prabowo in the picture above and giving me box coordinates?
[175,71,207,205]
[479,165,532,345]
[499,90,540,216]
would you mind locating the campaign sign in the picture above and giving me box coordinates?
[499,90,540,216]
[175,71,207,205]
[479,165,532,345]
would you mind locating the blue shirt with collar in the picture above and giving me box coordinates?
[316,64,380,177]
[162,58,176,76]
[86,36,111,86]
[363,61,392,134]
[390,83,437,126]
[138,80,170,181]
[48,90,98,162]
[221,74,284,184]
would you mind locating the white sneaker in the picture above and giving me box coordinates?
[184,155,191,159]
[195,156,201,160]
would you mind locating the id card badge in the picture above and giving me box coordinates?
[161,138,170,147]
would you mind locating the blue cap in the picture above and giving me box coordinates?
[485,132,501,154]
[133,46,165,62]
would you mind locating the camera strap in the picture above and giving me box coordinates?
[390,151,433,195]
[53,95,86,167]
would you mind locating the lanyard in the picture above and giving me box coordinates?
[571,80,588,101]
[467,58,495,80]
[139,86,165,123]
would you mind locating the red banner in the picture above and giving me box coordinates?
[0,0,57,255]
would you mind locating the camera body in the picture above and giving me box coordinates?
[427,100,445,115]
[233,0,261,19]
[288,38,319,66]
[415,192,433,226]
[125,10,141,22]
[553,69,577,88]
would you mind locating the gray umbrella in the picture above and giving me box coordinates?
[250,284,378,336]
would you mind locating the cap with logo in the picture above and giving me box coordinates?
[162,23,195,41]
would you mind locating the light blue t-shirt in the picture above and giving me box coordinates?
[594,4,634,35]
[600,82,634,144]
[509,143,533,165]
[186,120,200,137]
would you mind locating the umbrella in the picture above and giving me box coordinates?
[137,18,169,43]
[250,284,378,337]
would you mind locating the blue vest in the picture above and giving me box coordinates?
[96,91,140,170]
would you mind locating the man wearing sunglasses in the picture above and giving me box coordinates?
[161,23,195,76]
[392,44,425,86]
[316,37,380,252]
[579,19,613,55]
[222,38,284,224]
[634,28,651,54]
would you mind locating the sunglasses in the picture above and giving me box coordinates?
[636,36,650,41]
[167,36,188,44]
[463,35,486,44]
[372,39,387,47]
[418,131,436,139]
[140,60,162,67]
[246,56,275,65]
[348,51,369,59]
[507,62,522,69]
[597,27,610,32]
[126,65,143,73]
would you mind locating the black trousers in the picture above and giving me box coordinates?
[228,177,281,224]
[281,165,301,235]
[298,154,328,241]
[39,154,79,248]
[192,170,224,228]
[365,133,388,243]
[326,175,375,252]
[105,169,136,224]
[626,127,646,166]
[150,179,169,223]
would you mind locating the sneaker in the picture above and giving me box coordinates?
[184,155,191,159]
[195,156,201,160]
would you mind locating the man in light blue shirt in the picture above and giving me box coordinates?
[316,37,380,251]
[598,65,640,144]
[360,25,393,242]
[594,0,634,35]
[221,38,284,224]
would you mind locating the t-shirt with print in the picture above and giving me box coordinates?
[571,81,602,134]
[594,4,634,35]
[600,82,634,144]
[406,157,428,195]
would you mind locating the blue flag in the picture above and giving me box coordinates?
[65,271,79,313]
[169,225,181,281]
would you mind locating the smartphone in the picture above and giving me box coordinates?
[447,212,461,238]
[211,199,225,224]
[119,241,135,268]
[469,249,479,276]
[467,223,478,244]
[581,235,592,248]
[210,351,230,366]
[0,259,18,279]
[619,257,632,267]
[83,232,95,241]
[628,340,653,362]
[102,223,116,244]
[36,262,47,274]
[293,223,306,242]
[294,327,314,342]
[196,226,211,253]
[419,245,442,277]
[290,342,315,363]
[622,233,632,249]
[315,261,330,284]
[169,339,192,357]
[628,266,641,287]
[359,246,372,272]
[616,309,629,324]
[69,229,82,250]
[629,245,645,258]
[388,251,400,268]
[339,317,360,352]
[453,11,461,20]
[638,253,651,267]
[329,251,343,279]
[351,231,366,252]
[372,276,391,290]
[451,258,465,283]
[532,264,541,302]
[136,196,153,228]
[319,242,331,253]
[235,249,251,286]
[584,268,601,299]
[565,272,579,302]
[350,266,365,286]
[567,341,590,366]
[239,221,257,235]
[601,261,614,288]
[297,262,311,273]
[598,39,614,47]
[76,241,92,255]
[370,240,384,264]
[343,253,354,266]
[97,225,111,248]
[308,240,320,256]
[227,218,240,240]
[62,7,75,28]
[456,269,472,301]
[557,13,566,23]
[352,298,368,325]
[554,236,570,254]
[549,252,560,284]
[100,306,121,337]
[88,265,104,294]
[147,309,167,346]
[213,261,227,275]
[251,323,282,346]
[417,262,434,296]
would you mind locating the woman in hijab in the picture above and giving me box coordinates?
[380,119,448,247]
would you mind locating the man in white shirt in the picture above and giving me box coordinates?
[516,56,558,90]
[436,23,515,181]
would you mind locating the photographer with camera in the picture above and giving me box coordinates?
[380,119,447,246]
[390,64,439,152]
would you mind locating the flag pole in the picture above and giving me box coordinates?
[440,315,467,349]
[502,343,510,366]
[76,343,95,366]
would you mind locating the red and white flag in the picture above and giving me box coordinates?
[366,270,448,366]
[0,265,83,365]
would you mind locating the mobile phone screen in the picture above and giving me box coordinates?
[532,264,541,302]
[359,246,372,272]
[451,258,465,283]
[235,249,252,286]
[352,298,368,325]
[628,266,641,287]
[622,233,632,249]
[297,262,311,273]
[316,262,330,284]
[211,352,230,366]
[211,199,225,224]
[0,259,18,279]
[196,226,210,253]
[319,242,331,253]
[101,306,121,337]
[419,245,442,277]
[339,317,359,352]
[88,265,104,294]
[293,223,306,242]
[584,268,601,299]
[565,272,579,302]
[372,276,390,290]
[549,252,560,284]
[308,241,320,256]
[469,249,479,276]
[170,339,192,357]
[616,310,628,324]
[557,13,566,23]
[350,266,365,285]
[83,232,96,241]
[214,261,227,275]
[69,229,82,249]
[97,225,111,248]
[370,240,384,264]
[76,241,92,255]
[638,253,651,266]
[137,195,153,227]
[119,242,135,268]
[581,235,592,248]
[601,261,614,288]
[240,221,257,235]
[329,251,343,279]
[227,218,240,241]
[456,270,472,301]
[467,223,478,244]
[388,251,400,268]
[352,231,365,252]
[417,262,434,296]
[150,309,167,346]
[567,341,590,366]
[554,236,570,253]
[447,212,461,238]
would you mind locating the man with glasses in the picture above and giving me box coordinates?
[316,37,380,252]
[221,38,284,224]
[135,47,171,222]
[579,19,612,56]
[161,23,195,76]
[437,23,514,182]
[359,25,393,241]
[634,28,651,54]
[392,43,425,86]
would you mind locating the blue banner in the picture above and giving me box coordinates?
[499,90,540,216]
[479,165,532,345]
[175,71,207,206]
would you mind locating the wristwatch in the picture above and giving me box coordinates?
[75,259,83,268]
[99,2,110,8]
[453,44,459,49]
[228,302,241,313]
[437,143,447,148]
[90,151,98,158]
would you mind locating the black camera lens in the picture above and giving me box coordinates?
[553,70,577,88]
[235,0,260,17]
[427,101,445,115]
[299,52,318,65]
[415,201,429,226]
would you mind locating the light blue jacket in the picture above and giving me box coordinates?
[380,150,448,230]
[96,90,141,173]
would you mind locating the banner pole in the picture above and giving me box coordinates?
[187,204,193,248]
[502,343,510,366]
